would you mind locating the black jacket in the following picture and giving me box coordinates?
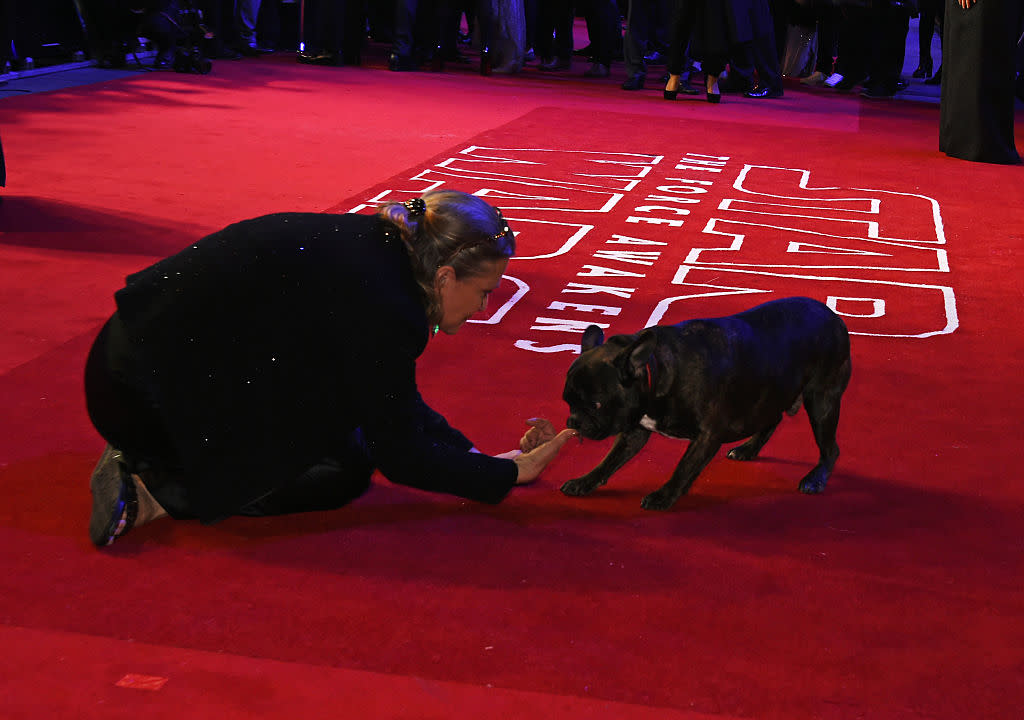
[113,212,517,519]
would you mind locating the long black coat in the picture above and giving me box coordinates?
[939,0,1022,164]
[111,212,517,520]
[693,0,774,60]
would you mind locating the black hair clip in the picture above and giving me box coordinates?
[404,197,427,218]
[493,207,511,241]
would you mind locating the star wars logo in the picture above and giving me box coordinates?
[347,145,957,353]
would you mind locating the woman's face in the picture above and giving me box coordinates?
[435,257,509,335]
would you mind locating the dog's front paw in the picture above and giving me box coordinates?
[560,475,605,497]
[798,469,829,494]
[640,488,679,511]
[727,445,757,462]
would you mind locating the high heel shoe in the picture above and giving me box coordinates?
[911,59,932,79]
[705,74,721,104]
[664,73,680,100]
[664,73,698,99]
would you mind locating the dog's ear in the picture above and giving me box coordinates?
[581,324,605,352]
[623,330,675,396]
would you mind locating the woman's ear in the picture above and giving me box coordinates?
[435,265,455,289]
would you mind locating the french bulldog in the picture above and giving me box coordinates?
[561,296,851,510]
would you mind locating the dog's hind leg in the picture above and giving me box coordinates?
[641,433,722,510]
[798,387,844,494]
[799,354,850,493]
[727,414,783,461]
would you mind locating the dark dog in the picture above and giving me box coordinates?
[561,297,851,510]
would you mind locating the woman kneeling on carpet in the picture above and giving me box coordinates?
[85,190,575,547]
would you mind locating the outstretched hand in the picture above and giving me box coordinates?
[520,417,560,452]
[512,419,576,485]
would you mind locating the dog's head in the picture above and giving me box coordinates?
[562,325,673,440]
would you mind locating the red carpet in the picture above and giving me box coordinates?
[1,49,1022,720]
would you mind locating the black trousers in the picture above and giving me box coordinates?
[85,314,374,521]
[537,0,573,61]
[665,0,696,76]
[392,0,464,59]
[623,0,656,76]
[583,0,621,67]
[302,0,366,58]
[918,0,943,65]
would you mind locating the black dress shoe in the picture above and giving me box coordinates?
[538,57,571,71]
[621,73,645,90]
[925,65,942,85]
[298,51,343,66]
[718,73,751,94]
[744,85,784,99]
[860,84,895,99]
[388,53,417,71]
[97,53,127,69]
[153,49,174,70]
[441,50,470,64]
[834,76,862,92]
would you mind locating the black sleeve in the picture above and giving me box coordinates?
[355,335,517,505]
[414,391,474,450]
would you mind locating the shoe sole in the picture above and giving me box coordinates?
[88,445,136,547]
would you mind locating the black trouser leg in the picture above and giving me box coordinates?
[665,0,696,76]
[588,0,620,66]
[867,4,909,90]
[918,0,936,64]
[392,0,417,58]
[623,0,653,77]
[85,315,194,519]
[836,5,869,82]
[814,5,838,74]
[236,431,374,516]
[751,30,781,90]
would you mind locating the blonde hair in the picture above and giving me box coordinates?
[377,190,515,325]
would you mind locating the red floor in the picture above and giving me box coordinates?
[1,42,1022,720]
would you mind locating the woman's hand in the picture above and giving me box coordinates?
[511,423,576,485]
[488,418,575,484]
[520,417,559,452]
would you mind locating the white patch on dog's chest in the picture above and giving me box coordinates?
[640,414,682,439]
